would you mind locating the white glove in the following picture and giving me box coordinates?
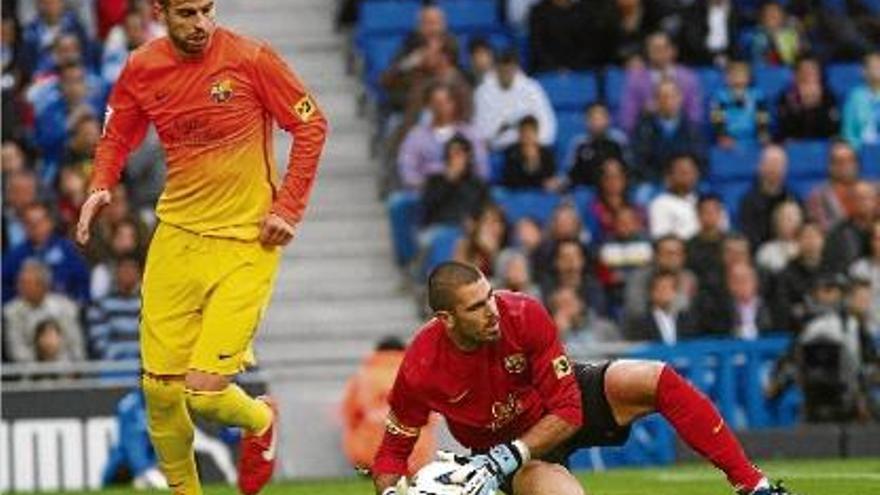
[381,475,410,495]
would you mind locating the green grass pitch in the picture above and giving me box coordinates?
[34,458,880,495]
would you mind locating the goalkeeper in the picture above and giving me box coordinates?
[372,262,791,495]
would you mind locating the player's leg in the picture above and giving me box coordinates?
[511,460,586,495]
[139,224,205,494]
[184,239,282,494]
[602,359,767,493]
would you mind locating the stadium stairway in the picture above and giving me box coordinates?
[223,0,423,479]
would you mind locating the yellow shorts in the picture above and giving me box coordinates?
[140,222,281,376]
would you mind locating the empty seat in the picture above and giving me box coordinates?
[535,71,599,111]
[491,188,562,225]
[603,67,625,115]
[827,63,864,103]
[753,66,793,102]
[356,1,420,39]
[709,145,762,183]
[555,110,587,168]
[861,144,880,179]
[785,140,830,179]
[437,0,499,33]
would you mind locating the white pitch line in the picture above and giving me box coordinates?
[655,472,880,482]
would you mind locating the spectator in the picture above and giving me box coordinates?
[380,5,458,114]
[773,222,826,331]
[33,63,106,182]
[55,163,88,236]
[398,83,488,191]
[738,144,797,248]
[86,256,142,361]
[678,0,739,66]
[528,0,592,72]
[1,139,30,174]
[623,234,697,320]
[709,61,771,147]
[341,336,435,473]
[586,157,636,242]
[90,218,145,300]
[842,51,880,150]
[566,103,629,188]
[84,183,150,264]
[101,8,149,84]
[100,389,167,490]
[2,203,90,303]
[421,135,490,228]
[633,80,706,183]
[31,31,87,80]
[776,56,840,140]
[61,110,100,169]
[2,168,39,251]
[597,205,652,311]
[512,216,544,271]
[474,50,557,150]
[21,0,93,77]
[453,204,508,277]
[533,202,586,278]
[756,200,804,274]
[849,221,880,334]
[807,141,861,231]
[822,181,878,274]
[539,239,605,315]
[494,248,541,298]
[506,0,542,31]
[550,286,620,347]
[624,269,698,344]
[648,154,701,240]
[723,262,776,340]
[500,115,558,190]
[591,0,664,67]
[686,194,729,284]
[749,1,806,66]
[465,38,494,86]
[619,32,703,133]
[3,259,84,362]
[32,318,73,363]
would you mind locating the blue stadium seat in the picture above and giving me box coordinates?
[787,177,824,202]
[753,66,793,102]
[696,66,725,102]
[424,226,463,278]
[603,67,625,116]
[535,71,599,111]
[555,110,586,168]
[827,63,864,103]
[491,188,562,226]
[489,151,505,184]
[437,0,499,33]
[861,144,880,179]
[709,145,762,183]
[386,190,422,266]
[785,140,830,179]
[356,1,420,40]
[716,181,752,223]
[361,34,405,101]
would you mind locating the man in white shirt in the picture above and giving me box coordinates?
[474,50,557,150]
[649,153,701,239]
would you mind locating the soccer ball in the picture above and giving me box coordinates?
[408,459,468,495]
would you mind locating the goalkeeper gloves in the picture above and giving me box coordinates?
[448,440,530,495]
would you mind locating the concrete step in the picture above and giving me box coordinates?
[261,315,420,341]
[293,217,390,244]
[272,275,408,301]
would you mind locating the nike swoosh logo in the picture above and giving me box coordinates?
[712,420,724,435]
[262,424,277,462]
[448,390,470,403]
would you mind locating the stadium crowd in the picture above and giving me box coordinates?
[344,0,880,417]
[2,0,163,368]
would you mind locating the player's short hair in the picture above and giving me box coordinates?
[427,261,483,312]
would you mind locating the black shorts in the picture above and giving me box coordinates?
[498,361,631,494]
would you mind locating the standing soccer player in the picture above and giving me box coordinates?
[76,1,328,494]
[373,262,793,495]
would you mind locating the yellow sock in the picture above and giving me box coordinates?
[185,384,272,435]
[141,374,201,495]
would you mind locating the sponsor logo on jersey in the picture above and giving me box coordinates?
[503,353,527,374]
[293,95,316,122]
[210,79,234,103]
[552,355,572,379]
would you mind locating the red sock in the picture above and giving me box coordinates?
[655,365,764,492]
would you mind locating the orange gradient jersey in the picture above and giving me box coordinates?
[92,27,328,239]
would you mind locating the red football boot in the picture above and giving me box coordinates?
[237,396,278,495]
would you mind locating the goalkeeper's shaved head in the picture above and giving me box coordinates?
[428,261,483,312]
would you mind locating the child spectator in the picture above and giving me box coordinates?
[87,256,143,360]
[501,115,558,190]
[566,103,629,188]
[756,200,804,274]
[842,51,880,150]
[598,205,652,311]
[749,1,806,66]
[710,61,770,147]
[586,157,636,242]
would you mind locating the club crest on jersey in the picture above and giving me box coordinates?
[293,95,316,122]
[552,355,573,379]
[210,79,233,103]
[503,353,527,374]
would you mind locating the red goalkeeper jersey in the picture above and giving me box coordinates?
[373,291,583,475]
[91,27,328,239]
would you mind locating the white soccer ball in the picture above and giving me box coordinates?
[408,460,467,495]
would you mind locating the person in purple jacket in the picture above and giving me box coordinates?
[619,32,703,133]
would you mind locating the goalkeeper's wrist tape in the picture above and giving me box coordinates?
[381,488,395,495]
[511,439,531,466]
[487,439,531,476]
